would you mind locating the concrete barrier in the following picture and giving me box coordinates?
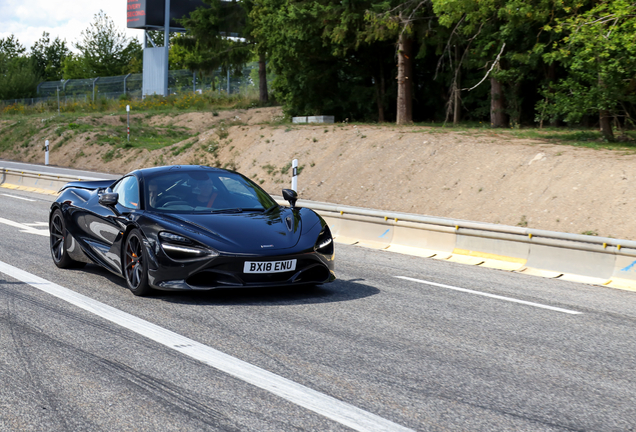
[8,169,636,292]
[388,221,456,258]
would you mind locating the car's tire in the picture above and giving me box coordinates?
[49,209,86,269]
[123,229,152,296]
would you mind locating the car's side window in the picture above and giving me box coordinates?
[112,176,140,209]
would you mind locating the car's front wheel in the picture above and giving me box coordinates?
[49,209,85,269]
[123,229,152,296]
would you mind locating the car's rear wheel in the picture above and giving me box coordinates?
[49,209,85,269]
[124,229,152,296]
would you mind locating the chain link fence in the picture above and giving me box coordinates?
[1,64,262,108]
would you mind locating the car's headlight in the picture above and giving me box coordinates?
[159,231,190,244]
[315,226,334,255]
[159,231,219,261]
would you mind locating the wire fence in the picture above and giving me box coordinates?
[1,64,262,108]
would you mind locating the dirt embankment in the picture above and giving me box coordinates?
[2,106,636,240]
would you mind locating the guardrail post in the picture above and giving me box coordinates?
[93,77,100,102]
[124,73,132,96]
[291,159,298,192]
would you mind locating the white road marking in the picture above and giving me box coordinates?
[395,276,582,315]
[23,222,49,227]
[0,260,414,432]
[0,193,36,201]
[0,217,49,237]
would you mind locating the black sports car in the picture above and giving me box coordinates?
[49,165,335,296]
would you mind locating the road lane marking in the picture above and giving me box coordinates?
[0,260,414,432]
[0,217,49,237]
[0,193,35,201]
[395,276,582,315]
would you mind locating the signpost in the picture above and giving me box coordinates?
[127,0,244,97]
[126,105,131,142]
[291,159,298,192]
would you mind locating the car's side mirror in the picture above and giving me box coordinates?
[99,192,118,206]
[282,189,298,209]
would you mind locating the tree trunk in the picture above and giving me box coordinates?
[490,76,506,128]
[547,62,559,127]
[600,110,615,142]
[258,52,268,104]
[597,72,614,141]
[453,45,460,126]
[375,67,385,122]
[396,32,413,125]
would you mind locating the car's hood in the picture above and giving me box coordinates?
[157,208,303,252]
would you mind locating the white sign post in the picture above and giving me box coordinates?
[45,140,50,166]
[126,105,130,142]
[291,159,298,192]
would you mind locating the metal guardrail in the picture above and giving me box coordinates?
[3,166,636,291]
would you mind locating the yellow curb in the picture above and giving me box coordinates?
[1,183,59,196]
[452,248,527,264]
[604,278,636,292]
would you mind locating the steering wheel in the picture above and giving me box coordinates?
[155,194,182,208]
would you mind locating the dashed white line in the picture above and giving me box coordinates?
[1,193,35,201]
[0,260,414,432]
[0,217,49,236]
[395,276,582,315]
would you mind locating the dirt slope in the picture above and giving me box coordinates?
[2,106,636,240]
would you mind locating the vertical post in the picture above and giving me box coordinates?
[92,77,100,102]
[56,88,60,114]
[126,105,130,142]
[193,71,196,94]
[227,69,230,94]
[164,0,171,97]
[45,140,50,166]
[291,159,298,192]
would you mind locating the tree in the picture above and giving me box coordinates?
[66,10,142,78]
[542,0,636,141]
[0,35,39,99]
[31,32,69,82]
[364,0,434,124]
[178,0,268,102]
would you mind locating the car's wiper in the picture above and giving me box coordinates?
[210,208,244,214]
[210,207,272,214]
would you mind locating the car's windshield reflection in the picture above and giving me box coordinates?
[145,170,277,213]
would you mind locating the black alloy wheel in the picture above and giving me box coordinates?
[49,209,84,269]
[124,229,152,296]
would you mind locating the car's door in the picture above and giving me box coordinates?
[83,175,141,274]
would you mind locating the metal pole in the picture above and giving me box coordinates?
[92,77,100,102]
[227,69,230,94]
[193,71,196,93]
[45,140,50,166]
[56,88,60,114]
[126,105,130,142]
[164,0,171,97]
[291,159,298,192]
[124,73,132,96]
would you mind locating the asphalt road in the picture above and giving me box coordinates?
[1,185,636,430]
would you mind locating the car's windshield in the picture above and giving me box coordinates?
[145,170,277,213]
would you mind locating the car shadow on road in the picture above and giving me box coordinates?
[77,264,380,306]
[156,279,381,306]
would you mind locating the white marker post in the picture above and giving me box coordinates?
[291,159,298,192]
[126,105,130,142]
[45,140,50,166]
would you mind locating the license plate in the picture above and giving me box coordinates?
[243,259,297,274]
